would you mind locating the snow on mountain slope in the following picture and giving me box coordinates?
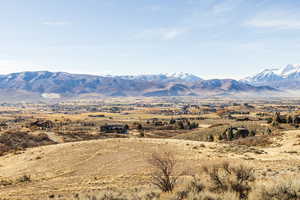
[243,64,300,83]
[117,72,202,82]
[166,72,202,82]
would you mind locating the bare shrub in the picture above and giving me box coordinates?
[0,178,13,186]
[173,175,241,200]
[173,176,205,200]
[0,131,55,156]
[250,178,300,200]
[202,162,255,199]
[271,112,282,127]
[16,174,31,183]
[174,189,239,200]
[231,136,272,147]
[187,177,205,194]
[186,191,240,200]
[148,152,181,192]
[73,188,160,200]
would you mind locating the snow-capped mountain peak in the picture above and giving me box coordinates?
[166,72,202,82]
[103,73,202,83]
[243,64,300,83]
[277,64,295,75]
[280,64,300,78]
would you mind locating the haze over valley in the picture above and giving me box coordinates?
[1,1,300,200]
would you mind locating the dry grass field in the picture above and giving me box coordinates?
[0,99,300,199]
[0,130,300,200]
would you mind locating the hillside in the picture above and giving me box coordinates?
[0,135,299,200]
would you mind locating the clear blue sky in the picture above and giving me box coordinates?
[1,0,300,79]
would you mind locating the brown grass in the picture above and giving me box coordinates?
[230,136,272,147]
[0,131,55,156]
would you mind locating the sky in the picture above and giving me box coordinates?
[1,0,300,79]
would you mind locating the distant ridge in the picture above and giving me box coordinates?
[0,71,276,99]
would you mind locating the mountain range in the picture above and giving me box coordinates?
[0,71,276,100]
[242,64,300,90]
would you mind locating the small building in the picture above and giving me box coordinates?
[30,120,55,130]
[88,114,105,118]
[233,128,250,138]
[221,127,250,140]
[235,117,250,121]
[100,124,128,134]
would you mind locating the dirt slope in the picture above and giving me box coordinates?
[0,133,300,200]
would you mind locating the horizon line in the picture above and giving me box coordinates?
[0,69,245,80]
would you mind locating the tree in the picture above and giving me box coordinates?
[249,130,256,137]
[265,127,272,135]
[137,123,143,130]
[190,122,199,129]
[124,124,129,130]
[218,134,224,141]
[271,112,281,127]
[207,134,214,142]
[227,127,234,141]
[139,130,145,137]
[176,121,185,130]
[169,118,176,124]
[287,114,293,124]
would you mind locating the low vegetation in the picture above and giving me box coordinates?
[0,131,55,155]
[0,99,300,199]
[73,152,300,200]
[148,152,184,192]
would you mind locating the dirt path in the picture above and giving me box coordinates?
[257,130,300,160]
[45,132,65,143]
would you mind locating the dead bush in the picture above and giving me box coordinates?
[148,152,181,192]
[16,175,31,183]
[250,178,300,200]
[173,176,205,200]
[231,136,272,147]
[186,191,240,200]
[0,178,13,186]
[173,174,242,200]
[174,186,239,200]
[73,188,160,200]
[0,131,55,156]
[202,162,255,199]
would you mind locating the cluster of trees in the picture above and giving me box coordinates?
[144,118,199,130]
[270,112,300,127]
[218,127,256,141]
[169,118,199,129]
[172,119,199,130]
